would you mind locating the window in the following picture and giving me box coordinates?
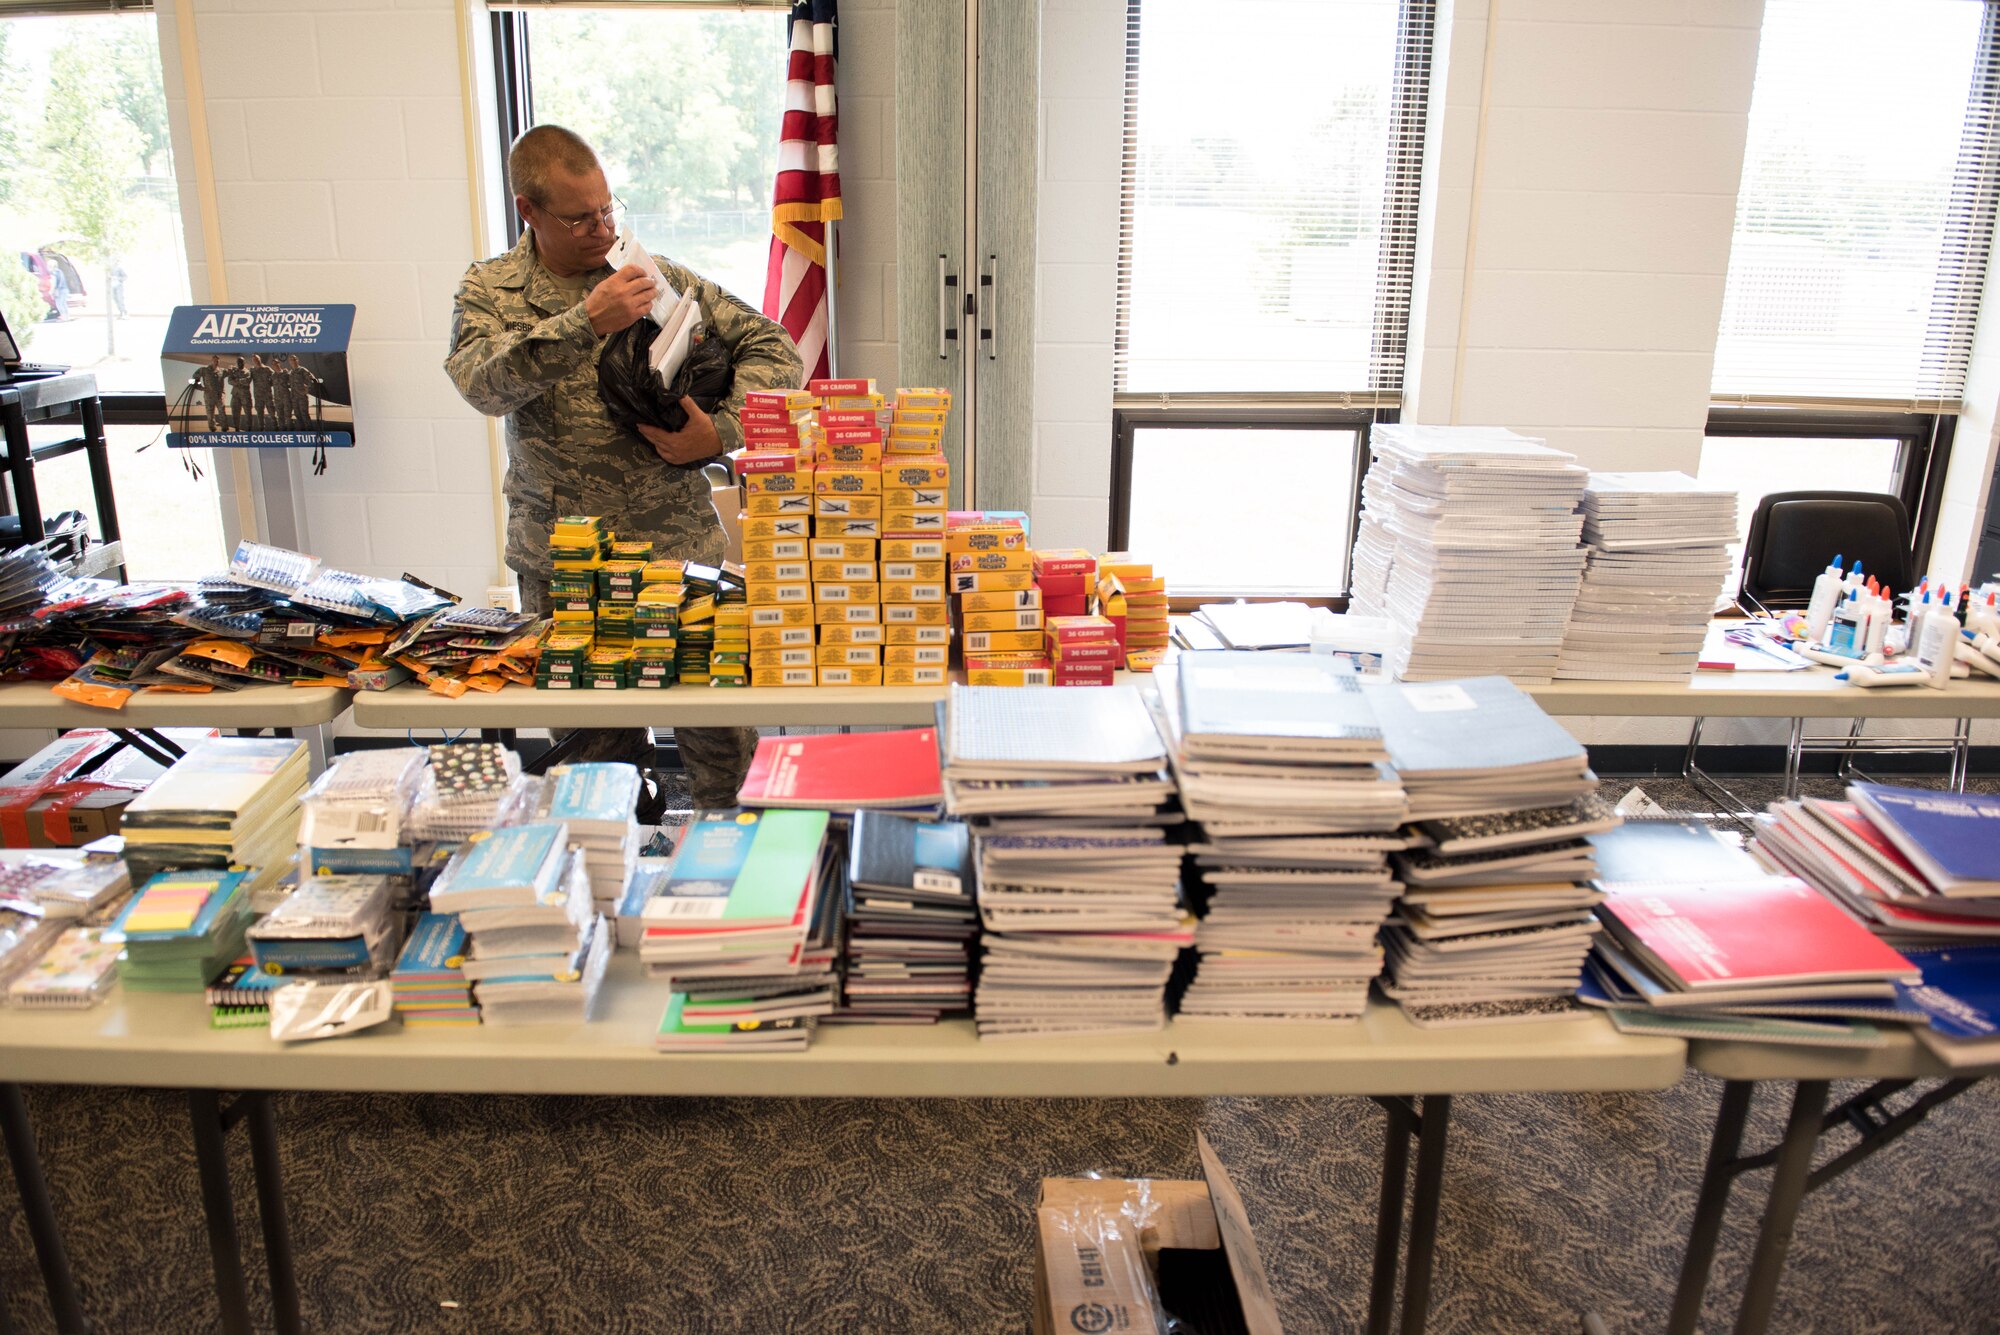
[494,5,790,308]
[1707,0,1999,570]
[0,10,225,577]
[1111,0,1432,596]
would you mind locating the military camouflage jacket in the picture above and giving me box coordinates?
[446,228,802,581]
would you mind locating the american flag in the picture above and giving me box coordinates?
[762,0,841,382]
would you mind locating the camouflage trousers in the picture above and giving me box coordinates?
[517,580,759,810]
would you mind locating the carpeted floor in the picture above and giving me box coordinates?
[3,773,1996,1334]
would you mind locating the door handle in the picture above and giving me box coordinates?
[980,255,997,362]
[938,255,960,360]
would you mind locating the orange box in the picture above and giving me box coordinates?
[881,538,945,562]
[814,665,883,687]
[818,623,885,645]
[959,588,1041,612]
[742,538,808,562]
[885,624,952,645]
[745,492,813,517]
[814,602,881,624]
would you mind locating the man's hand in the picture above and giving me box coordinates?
[638,398,723,466]
[585,265,655,336]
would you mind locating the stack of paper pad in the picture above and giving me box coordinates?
[107,868,254,993]
[430,820,607,1024]
[1363,676,1595,821]
[835,810,977,1023]
[1349,424,1588,683]
[644,808,839,1051]
[7,926,121,1009]
[544,762,642,916]
[1379,797,1618,1026]
[1555,472,1738,682]
[299,747,425,878]
[406,743,528,842]
[118,737,308,900]
[246,873,398,977]
[1157,653,1410,1023]
[943,684,1191,1038]
[390,912,477,1025]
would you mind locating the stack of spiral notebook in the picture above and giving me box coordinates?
[835,810,977,1023]
[943,684,1191,1039]
[1158,652,1410,1023]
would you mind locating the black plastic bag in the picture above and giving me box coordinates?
[597,318,735,437]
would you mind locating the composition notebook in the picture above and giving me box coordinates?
[1175,650,1386,760]
[1848,783,2000,897]
[946,683,1165,775]
[119,737,307,840]
[849,811,972,902]
[737,729,944,810]
[644,809,831,928]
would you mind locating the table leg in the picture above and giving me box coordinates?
[1399,1095,1452,1335]
[1782,717,1806,801]
[78,396,122,582]
[1367,1099,1413,1335]
[1,398,40,548]
[1731,1080,1829,1335]
[187,1091,254,1335]
[0,1083,87,1335]
[243,1094,301,1335]
[1667,1079,1754,1335]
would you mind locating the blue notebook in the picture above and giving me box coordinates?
[546,764,641,836]
[1896,944,2000,1041]
[429,822,569,913]
[1850,783,2000,895]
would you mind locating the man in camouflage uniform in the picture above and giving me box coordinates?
[248,354,276,429]
[445,125,803,809]
[196,356,224,431]
[286,354,320,428]
[225,357,252,431]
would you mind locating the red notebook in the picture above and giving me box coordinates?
[1600,877,1920,990]
[736,728,943,811]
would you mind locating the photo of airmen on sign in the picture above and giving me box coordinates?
[162,304,356,451]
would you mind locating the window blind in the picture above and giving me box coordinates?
[1712,0,2000,413]
[0,1,150,15]
[1113,0,1433,400]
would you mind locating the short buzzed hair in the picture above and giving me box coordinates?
[508,125,601,205]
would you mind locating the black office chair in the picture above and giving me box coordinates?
[1739,490,1913,613]
[1686,490,1965,811]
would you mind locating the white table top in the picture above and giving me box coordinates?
[0,956,1685,1098]
[1529,673,2000,720]
[1689,1033,1999,1084]
[0,681,353,729]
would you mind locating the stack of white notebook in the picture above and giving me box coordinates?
[943,684,1191,1039]
[1363,676,1596,821]
[1159,653,1411,1023]
[1556,472,1738,682]
[430,821,608,1024]
[542,763,643,918]
[1349,424,1588,683]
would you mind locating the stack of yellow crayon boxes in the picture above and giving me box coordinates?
[952,514,1046,686]
[735,381,953,686]
[1094,554,1171,672]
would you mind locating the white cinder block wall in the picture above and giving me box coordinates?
[833,0,900,392]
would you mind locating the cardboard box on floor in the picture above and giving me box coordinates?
[1032,1132,1283,1335]
[0,728,220,847]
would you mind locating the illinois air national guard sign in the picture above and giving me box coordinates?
[163,304,357,452]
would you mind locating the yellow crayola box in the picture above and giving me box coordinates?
[1097,555,1155,581]
[885,624,951,645]
[745,492,814,517]
[742,469,814,496]
[963,609,1045,632]
[744,538,808,562]
[744,561,809,585]
[750,624,816,649]
[960,588,1041,612]
[883,459,949,489]
[814,494,883,519]
[883,510,946,533]
[817,439,883,467]
[964,627,1048,655]
[883,602,949,625]
[714,604,750,626]
[882,582,946,603]
[948,548,1033,571]
[641,559,686,585]
[681,595,715,624]
[749,603,812,627]
[886,435,943,455]
[881,538,944,561]
[745,581,812,605]
[551,556,604,574]
[892,407,948,428]
[880,560,946,582]
[741,515,810,541]
[749,646,816,670]
[814,665,882,687]
[964,665,1052,687]
[551,607,595,625]
[637,585,684,609]
[813,582,880,604]
[753,667,819,688]
[884,644,948,666]
[815,602,881,624]
[883,488,947,510]
[895,387,952,410]
[812,561,879,583]
[1123,577,1167,595]
[945,529,1027,554]
[821,393,887,412]
[815,469,883,495]
[949,569,1037,593]
[883,664,947,687]
[816,644,880,666]
[820,518,880,538]
[819,623,885,644]
[812,539,878,561]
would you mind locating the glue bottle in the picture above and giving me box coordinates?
[1805,555,1846,644]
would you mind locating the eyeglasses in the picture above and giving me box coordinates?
[537,196,626,239]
